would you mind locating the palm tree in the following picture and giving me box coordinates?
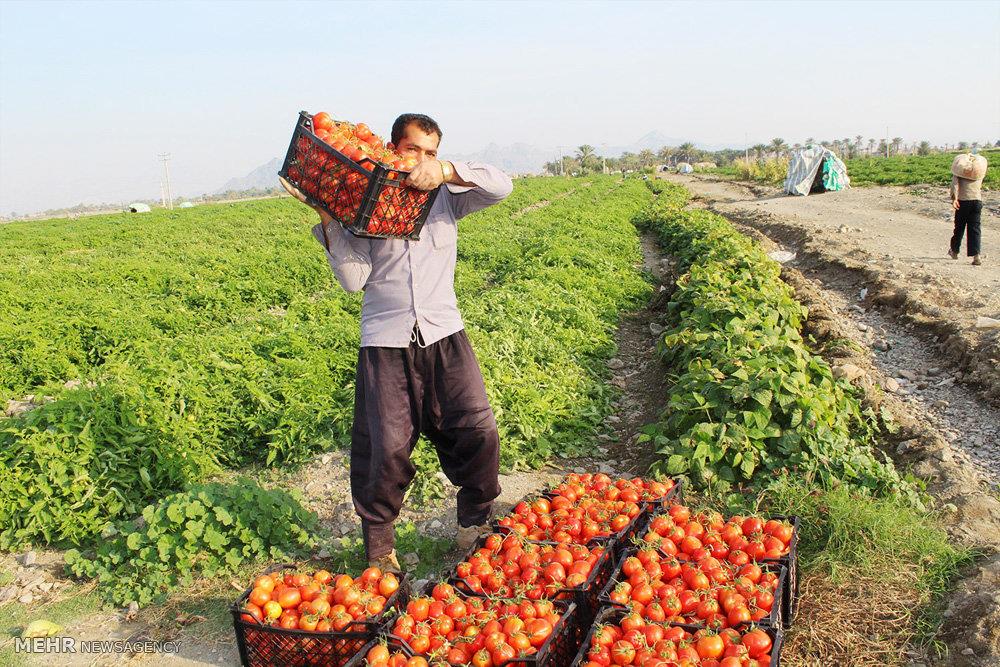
[677,142,696,163]
[638,149,656,168]
[752,144,768,160]
[576,145,595,163]
[769,138,788,157]
[917,141,931,156]
[805,137,815,146]
[867,138,876,156]
[854,135,864,153]
[891,137,903,156]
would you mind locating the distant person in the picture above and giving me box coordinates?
[948,152,988,265]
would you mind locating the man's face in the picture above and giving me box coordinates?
[394,124,441,164]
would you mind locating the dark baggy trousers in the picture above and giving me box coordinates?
[351,328,501,559]
[951,199,983,257]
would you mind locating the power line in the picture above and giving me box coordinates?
[158,153,173,210]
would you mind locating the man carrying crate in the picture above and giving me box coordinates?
[280,113,513,573]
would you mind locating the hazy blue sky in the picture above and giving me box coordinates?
[1,0,998,214]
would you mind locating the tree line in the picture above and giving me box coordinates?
[543,138,1000,176]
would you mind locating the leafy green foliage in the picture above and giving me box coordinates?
[0,177,653,547]
[0,384,220,549]
[64,479,317,606]
[846,150,998,189]
[637,180,911,497]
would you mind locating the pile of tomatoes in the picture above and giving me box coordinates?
[382,583,564,667]
[603,545,780,629]
[451,532,606,599]
[580,612,775,667]
[238,566,401,633]
[287,111,427,238]
[639,506,794,563]
[495,475,674,545]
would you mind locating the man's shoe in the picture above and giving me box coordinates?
[369,549,403,575]
[456,523,490,551]
[972,255,982,266]
[948,249,959,260]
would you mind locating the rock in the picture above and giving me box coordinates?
[927,367,942,377]
[402,552,420,567]
[434,471,450,485]
[21,551,36,567]
[610,376,627,389]
[896,439,920,455]
[320,453,334,465]
[37,582,52,593]
[898,369,918,380]
[916,382,928,390]
[649,322,665,336]
[573,467,586,474]
[884,378,901,393]
[832,364,865,382]
[125,601,139,621]
[429,520,443,530]
[857,322,869,332]
[607,358,625,370]
[605,415,621,424]
[961,648,975,656]
[933,400,949,409]
[0,586,16,602]
[317,547,331,559]
[942,503,959,513]
[19,592,34,604]
[598,463,615,474]
[338,523,354,537]
[873,339,890,351]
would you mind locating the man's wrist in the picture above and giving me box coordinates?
[439,160,455,183]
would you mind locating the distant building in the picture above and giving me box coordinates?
[179,202,194,208]
[128,203,151,213]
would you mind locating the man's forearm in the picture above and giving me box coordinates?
[440,161,476,188]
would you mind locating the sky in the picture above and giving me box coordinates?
[1,0,998,215]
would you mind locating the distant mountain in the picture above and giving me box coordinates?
[220,132,737,187]
[215,157,283,193]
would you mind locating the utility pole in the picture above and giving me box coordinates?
[158,153,173,209]
[745,132,749,162]
[885,127,889,158]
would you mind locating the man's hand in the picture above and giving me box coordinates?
[279,176,334,226]
[404,160,446,191]
[953,199,961,211]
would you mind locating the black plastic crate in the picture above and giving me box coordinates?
[761,514,799,629]
[231,566,410,667]
[448,533,613,628]
[570,607,784,667]
[279,111,438,240]
[372,599,579,667]
[596,545,787,629]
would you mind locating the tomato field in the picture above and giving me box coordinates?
[0,175,977,666]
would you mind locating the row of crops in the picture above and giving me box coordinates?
[0,177,652,552]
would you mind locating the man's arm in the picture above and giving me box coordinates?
[442,161,514,220]
[280,176,372,292]
[404,160,514,219]
[311,222,372,293]
[951,175,960,210]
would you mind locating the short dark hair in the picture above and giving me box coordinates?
[391,113,443,146]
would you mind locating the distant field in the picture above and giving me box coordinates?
[846,149,999,189]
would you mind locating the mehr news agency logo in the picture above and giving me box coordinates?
[15,636,181,655]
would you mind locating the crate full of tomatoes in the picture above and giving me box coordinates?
[598,543,787,630]
[349,583,579,667]
[449,532,613,624]
[280,110,438,240]
[494,475,680,556]
[637,505,799,629]
[570,607,781,667]
[231,565,408,667]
